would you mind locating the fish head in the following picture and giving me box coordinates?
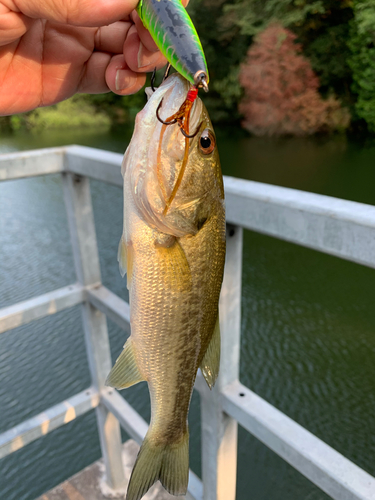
[123,73,223,237]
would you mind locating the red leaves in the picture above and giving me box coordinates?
[239,23,350,136]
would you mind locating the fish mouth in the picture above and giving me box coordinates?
[151,74,203,138]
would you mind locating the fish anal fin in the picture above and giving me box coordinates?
[106,338,144,389]
[126,430,189,500]
[200,314,221,389]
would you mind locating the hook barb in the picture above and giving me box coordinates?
[179,121,203,139]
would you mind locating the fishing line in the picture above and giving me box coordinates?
[156,86,203,215]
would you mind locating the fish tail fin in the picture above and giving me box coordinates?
[159,430,189,495]
[126,430,189,500]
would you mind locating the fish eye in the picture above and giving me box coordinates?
[199,129,216,155]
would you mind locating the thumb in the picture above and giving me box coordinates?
[13,0,139,27]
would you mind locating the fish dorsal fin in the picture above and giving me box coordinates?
[117,237,134,290]
[200,314,221,389]
[106,338,145,389]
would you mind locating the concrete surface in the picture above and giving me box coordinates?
[37,440,184,500]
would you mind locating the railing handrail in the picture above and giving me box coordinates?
[1,146,375,500]
[3,144,375,269]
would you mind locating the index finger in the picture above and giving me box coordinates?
[13,0,139,26]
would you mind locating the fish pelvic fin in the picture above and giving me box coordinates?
[117,237,127,278]
[200,314,221,389]
[106,338,144,389]
[126,430,189,500]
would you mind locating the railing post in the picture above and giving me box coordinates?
[200,223,243,500]
[62,172,126,489]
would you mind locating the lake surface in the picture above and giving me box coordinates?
[1,127,375,500]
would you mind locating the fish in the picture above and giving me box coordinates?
[106,73,226,500]
[136,0,209,90]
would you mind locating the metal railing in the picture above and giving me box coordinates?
[1,145,375,500]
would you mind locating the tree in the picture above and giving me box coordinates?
[223,0,354,105]
[239,24,350,136]
[222,0,325,36]
[348,0,375,132]
[187,0,250,123]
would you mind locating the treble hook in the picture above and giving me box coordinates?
[156,99,177,125]
[156,96,202,138]
[179,122,203,139]
[150,63,171,93]
[151,67,157,92]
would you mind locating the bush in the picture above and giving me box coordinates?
[239,24,350,136]
[0,95,111,132]
[26,96,111,131]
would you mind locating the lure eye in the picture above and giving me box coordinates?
[199,129,216,155]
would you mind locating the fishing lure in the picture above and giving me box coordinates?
[136,0,209,91]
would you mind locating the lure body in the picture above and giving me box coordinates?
[136,0,209,89]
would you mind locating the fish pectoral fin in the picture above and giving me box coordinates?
[117,237,134,289]
[200,314,221,389]
[156,239,192,291]
[126,430,189,500]
[105,338,144,389]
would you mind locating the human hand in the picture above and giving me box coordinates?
[0,0,188,115]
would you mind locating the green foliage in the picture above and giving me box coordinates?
[85,90,147,125]
[0,115,13,133]
[348,0,375,131]
[295,1,354,106]
[0,95,111,132]
[302,24,352,93]
[223,0,325,36]
[187,0,249,123]
[29,97,111,130]
[2,0,373,135]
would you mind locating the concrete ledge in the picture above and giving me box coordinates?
[37,440,187,500]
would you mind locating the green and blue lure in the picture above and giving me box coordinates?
[136,0,209,91]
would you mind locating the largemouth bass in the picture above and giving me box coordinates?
[106,74,225,500]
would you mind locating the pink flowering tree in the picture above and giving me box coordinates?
[239,23,349,136]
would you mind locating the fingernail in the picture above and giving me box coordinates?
[138,43,151,69]
[116,70,132,91]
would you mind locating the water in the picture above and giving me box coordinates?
[1,128,375,500]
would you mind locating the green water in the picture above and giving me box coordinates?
[1,128,375,500]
